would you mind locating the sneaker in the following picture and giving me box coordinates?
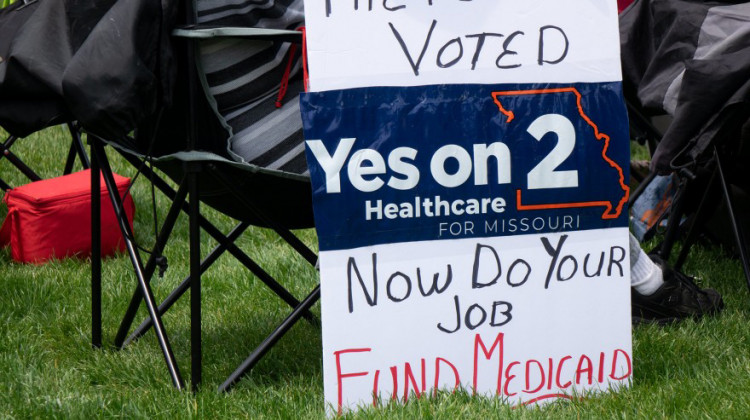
[631,256,724,324]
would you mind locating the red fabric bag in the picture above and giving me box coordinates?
[0,169,135,264]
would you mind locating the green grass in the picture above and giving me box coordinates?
[1,125,750,418]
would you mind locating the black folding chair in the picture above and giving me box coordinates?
[653,120,750,291]
[624,91,750,299]
[90,0,320,391]
[620,0,750,294]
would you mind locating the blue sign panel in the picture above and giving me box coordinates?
[302,83,629,251]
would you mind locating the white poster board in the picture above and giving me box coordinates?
[300,0,632,414]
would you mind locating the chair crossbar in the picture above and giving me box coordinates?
[206,164,321,391]
[113,152,317,345]
[124,215,318,347]
[1,122,89,191]
[219,284,320,392]
[1,134,42,186]
[207,164,318,265]
[123,220,251,347]
[107,148,319,390]
[673,169,720,271]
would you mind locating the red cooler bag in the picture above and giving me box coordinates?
[0,169,135,264]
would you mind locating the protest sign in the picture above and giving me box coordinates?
[300,0,631,414]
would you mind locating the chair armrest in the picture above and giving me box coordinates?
[172,25,302,43]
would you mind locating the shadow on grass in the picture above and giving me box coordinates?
[111,297,324,391]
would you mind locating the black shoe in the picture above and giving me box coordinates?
[632,256,724,325]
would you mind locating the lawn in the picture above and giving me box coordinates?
[1,125,749,419]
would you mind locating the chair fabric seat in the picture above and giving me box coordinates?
[155,158,313,229]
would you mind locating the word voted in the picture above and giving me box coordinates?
[321,2,570,75]
[389,21,568,76]
[306,113,579,194]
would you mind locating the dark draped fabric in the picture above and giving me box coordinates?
[620,0,750,173]
[0,0,177,139]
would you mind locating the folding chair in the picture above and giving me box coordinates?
[653,119,750,291]
[620,0,750,292]
[89,0,319,391]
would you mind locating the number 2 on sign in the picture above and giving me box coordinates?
[527,113,578,190]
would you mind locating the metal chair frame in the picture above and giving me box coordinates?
[88,20,320,390]
[1,122,89,191]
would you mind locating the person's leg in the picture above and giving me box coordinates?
[630,233,664,295]
[629,233,724,324]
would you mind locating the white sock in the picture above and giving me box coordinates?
[629,233,664,295]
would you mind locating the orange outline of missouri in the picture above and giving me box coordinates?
[491,88,629,220]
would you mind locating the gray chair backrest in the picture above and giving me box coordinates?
[196,0,308,175]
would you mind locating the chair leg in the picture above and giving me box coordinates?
[110,148,319,390]
[90,141,102,349]
[90,137,185,389]
[123,217,320,344]
[188,164,202,390]
[116,179,317,340]
[123,217,319,342]
[714,147,750,294]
